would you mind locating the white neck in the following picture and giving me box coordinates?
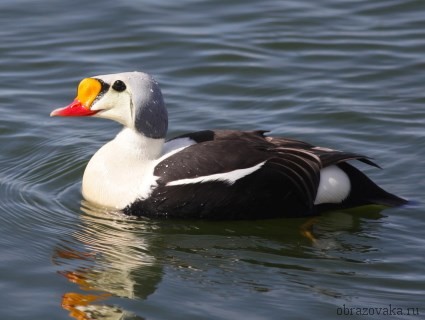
[112,127,164,160]
[82,128,164,209]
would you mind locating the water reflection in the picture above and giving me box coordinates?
[53,203,161,319]
[53,203,386,319]
[302,206,384,252]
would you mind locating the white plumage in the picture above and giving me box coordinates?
[314,165,351,205]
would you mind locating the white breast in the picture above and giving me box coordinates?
[82,129,163,209]
[82,130,197,210]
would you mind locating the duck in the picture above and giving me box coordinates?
[50,71,407,219]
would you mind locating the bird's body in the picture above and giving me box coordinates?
[51,71,406,219]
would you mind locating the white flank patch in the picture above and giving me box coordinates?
[166,161,266,187]
[314,165,351,205]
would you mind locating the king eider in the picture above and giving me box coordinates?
[50,71,407,219]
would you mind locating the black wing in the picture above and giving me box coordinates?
[125,130,383,219]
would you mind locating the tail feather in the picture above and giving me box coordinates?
[338,162,408,207]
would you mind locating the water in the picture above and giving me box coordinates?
[1,0,424,319]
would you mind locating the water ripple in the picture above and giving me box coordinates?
[1,0,425,318]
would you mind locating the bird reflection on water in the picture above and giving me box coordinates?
[53,202,161,319]
[52,202,386,319]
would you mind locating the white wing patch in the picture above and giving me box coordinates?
[166,161,266,186]
[161,137,196,156]
[314,165,351,204]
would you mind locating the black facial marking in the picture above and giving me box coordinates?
[112,80,127,92]
[134,81,168,139]
[92,78,110,105]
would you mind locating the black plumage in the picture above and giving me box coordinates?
[124,130,406,219]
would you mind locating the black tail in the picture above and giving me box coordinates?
[338,162,408,207]
[315,162,407,214]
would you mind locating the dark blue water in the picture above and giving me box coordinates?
[1,0,424,319]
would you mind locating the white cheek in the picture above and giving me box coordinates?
[92,92,133,127]
[314,165,351,205]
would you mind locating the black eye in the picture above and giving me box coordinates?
[112,80,126,92]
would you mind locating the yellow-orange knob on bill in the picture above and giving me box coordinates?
[76,78,102,109]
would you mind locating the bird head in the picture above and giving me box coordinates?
[51,71,168,139]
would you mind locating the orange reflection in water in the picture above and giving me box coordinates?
[62,292,111,320]
[56,245,113,320]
